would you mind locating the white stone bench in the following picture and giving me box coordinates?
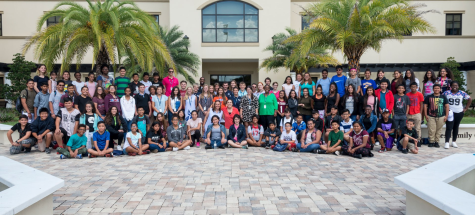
[0,156,64,215]
[395,154,475,215]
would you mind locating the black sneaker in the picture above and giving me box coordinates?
[434,143,440,148]
[428,143,434,147]
[25,147,31,153]
[417,142,421,147]
[265,144,270,149]
[205,145,212,150]
[312,149,320,154]
[291,147,298,152]
[218,145,225,149]
[402,149,408,154]
[45,148,51,154]
[354,154,362,159]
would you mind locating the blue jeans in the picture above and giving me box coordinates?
[297,143,320,152]
[303,115,312,124]
[125,120,133,132]
[350,115,357,122]
[209,139,223,148]
[149,142,169,152]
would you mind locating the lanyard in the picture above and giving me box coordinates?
[157,96,162,106]
[203,96,208,105]
[188,96,193,106]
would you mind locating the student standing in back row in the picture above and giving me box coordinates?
[72,72,85,96]
[345,68,361,95]
[49,80,65,119]
[361,69,376,95]
[406,82,424,144]
[115,67,130,98]
[331,66,347,97]
[97,65,114,92]
[424,84,449,148]
[316,69,331,96]
[21,79,38,123]
[33,64,49,93]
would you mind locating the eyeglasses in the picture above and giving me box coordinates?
[78,129,85,131]
[131,126,137,128]
[57,85,65,87]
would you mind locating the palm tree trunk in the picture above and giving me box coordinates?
[95,45,110,76]
[345,47,362,72]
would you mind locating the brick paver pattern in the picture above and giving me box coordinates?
[1,144,473,215]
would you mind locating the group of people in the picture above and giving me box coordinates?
[7,64,471,159]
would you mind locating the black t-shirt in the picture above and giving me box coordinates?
[362,115,372,132]
[74,95,92,113]
[401,126,418,143]
[147,131,163,143]
[34,76,50,87]
[424,94,449,118]
[128,82,140,95]
[11,123,32,139]
[151,81,163,89]
[313,95,326,111]
[75,114,95,132]
[134,93,151,114]
[310,117,324,132]
[376,118,396,137]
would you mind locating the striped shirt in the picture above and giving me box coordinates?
[115,76,130,98]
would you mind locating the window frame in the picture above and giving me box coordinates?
[0,14,2,36]
[210,74,252,86]
[153,15,159,25]
[46,16,61,27]
[202,1,259,43]
[446,13,462,36]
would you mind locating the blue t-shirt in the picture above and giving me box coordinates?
[93,131,110,150]
[67,133,87,150]
[361,79,376,95]
[380,91,387,110]
[300,82,316,96]
[331,75,347,97]
[316,78,331,96]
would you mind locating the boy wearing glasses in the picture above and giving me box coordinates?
[49,80,65,119]
[58,124,87,159]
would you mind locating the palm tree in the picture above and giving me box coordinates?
[123,25,200,84]
[260,27,339,74]
[23,0,174,75]
[289,0,436,71]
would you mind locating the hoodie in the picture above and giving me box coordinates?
[31,115,55,135]
[167,125,185,143]
[375,88,394,114]
[33,91,51,116]
[359,112,378,133]
[227,124,247,142]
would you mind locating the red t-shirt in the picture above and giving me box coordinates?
[223,107,239,129]
[407,91,424,115]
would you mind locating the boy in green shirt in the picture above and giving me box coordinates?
[318,121,343,155]
[58,124,87,159]
[115,67,130,98]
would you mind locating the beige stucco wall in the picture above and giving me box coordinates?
[406,191,449,215]
[16,194,53,215]
[449,169,475,195]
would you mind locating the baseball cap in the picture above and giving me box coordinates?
[382,108,390,113]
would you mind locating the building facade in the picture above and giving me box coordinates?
[0,0,474,98]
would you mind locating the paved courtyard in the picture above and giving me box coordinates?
[1,144,473,215]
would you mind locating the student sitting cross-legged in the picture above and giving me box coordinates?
[227,115,248,149]
[296,119,322,153]
[204,115,227,149]
[341,121,374,159]
[168,115,192,151]
[147,122,170,153]
[264,121,282,149]
[246,115,265,147]
[57,124,87,159]
[318,120,343,155]
[278,122,297,151]
[124,122,149,156]
[8,115,37,154]
[88,122,114,158]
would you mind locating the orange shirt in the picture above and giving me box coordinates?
[213,96,227,110]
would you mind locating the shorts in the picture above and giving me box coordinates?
[400,139,415,151]
[393,118,406,130]
[9,138,37,154]
[37,132,53,151]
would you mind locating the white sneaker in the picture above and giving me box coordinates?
[334,151,340,156]
[452,142,458,148]
[173,147,178,152]
[184,146,190,150]
[116,145,122,151]
[375,142,380,146]
[444,142,450,149]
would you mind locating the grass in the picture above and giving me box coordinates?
[461,117,475,124]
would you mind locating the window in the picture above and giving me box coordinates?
[446,14,462,35]
[0,76,4,99]
[0,14,2,36]
[153,15,159,25]
[301,15,313,30]
[210,74,251,86]
[202,1,258,43]
[46,16,61,27]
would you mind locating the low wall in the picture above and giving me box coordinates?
[395,154,475,215]
[0,156,64,215]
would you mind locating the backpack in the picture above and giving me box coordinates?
[15,89,27,113]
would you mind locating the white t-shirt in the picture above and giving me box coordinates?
[293,81,301,96]
[247,125,264,141]
[72,81,85,95]
[187,118,202,135]
[140,80,153,94]
[280,117,293,128]
[443,90,471,113]
[124,131,141,148]
[280,130,297,142]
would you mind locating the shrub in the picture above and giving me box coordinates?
[0,53,36,106]
[0,108,20,123]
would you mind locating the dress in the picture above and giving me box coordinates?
[198,95,213,121]
[184,95,197,121]
[240,95,259,122]
[204,109,224,133]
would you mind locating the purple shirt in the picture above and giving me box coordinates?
[92,97,106,115]
[104,94,121,114]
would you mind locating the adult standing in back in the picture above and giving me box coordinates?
[33,64,49,93]
[258,85,278,130]
[97,65,114,93]
[331,66,347,98]
[162,68,179,97]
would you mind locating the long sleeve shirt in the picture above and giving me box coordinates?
[120,96,136,121]
[167,125,185,143]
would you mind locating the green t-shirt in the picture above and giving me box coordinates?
[115,76,130,98]
[328,130,343,147]
[67,133,87,150]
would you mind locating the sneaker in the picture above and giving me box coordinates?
[334,151,340,156]
[428,143,434,147]
[173,147,179,151]
[265,144,270,149]
[142,151,148,155]
[402,149,408,154]
[152,149,159,153]
[354,154,362,159]
[184,146,191,150]
[242,145,248,149]
[34,144,38,149]
[45,147,51,154]
[218,145,225,149]
[76,154,83,159]
[434,143,440,148]
[417,142,421,147]
[116,145,122,151]
[375,141,380,146]
[105,153,112,157]
[25,147,31,153]
[378,148,386,153]
[312,149,320,154]
[444,142,450,149]
[196,142,200,148]
[291,147,298,152]
[89,154,96,158]
[452,142,458,148]
[205,145,212,150]
[128,152,136,156]
[60,154,66,159]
